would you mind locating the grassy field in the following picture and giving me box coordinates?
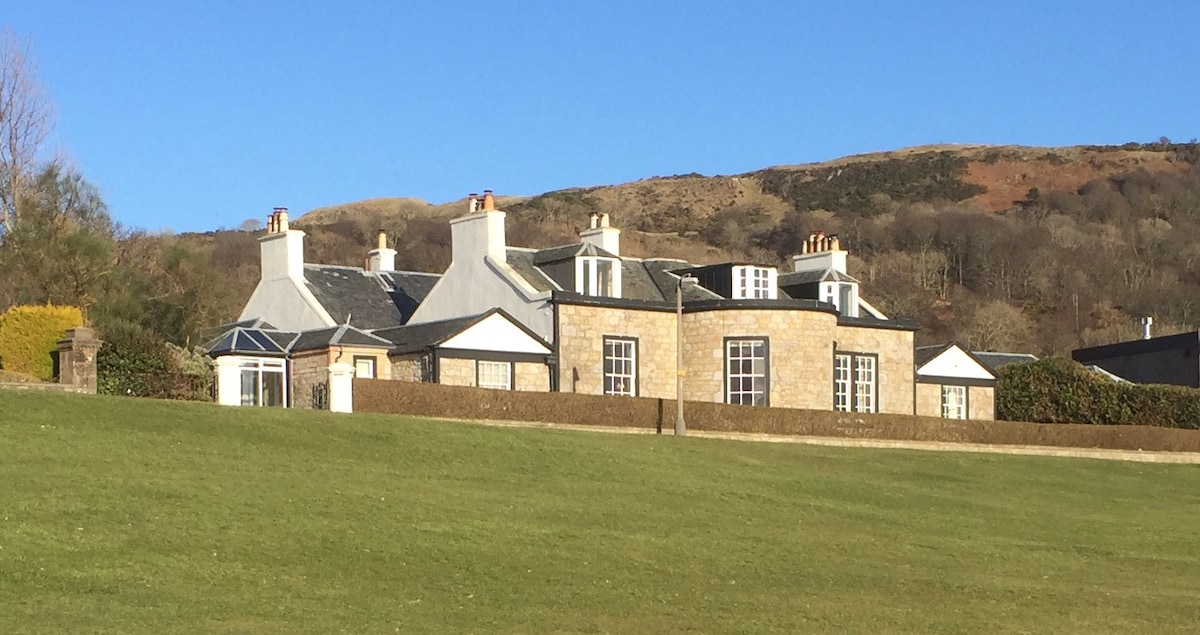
[2,391,1199,633]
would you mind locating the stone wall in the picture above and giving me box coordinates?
[391,355,430,382]
[514,362,550,392]
[969,386,995,420]
[915,383,941,418]
[834,324,914,415]
[681,307,839,409]
[439,357,475,386]
[557,304,677,398]
[557,302,916,412]
[290,352,327,410]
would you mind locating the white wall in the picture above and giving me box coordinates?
[918,346,995,380]
[410,210,554,340]
[239,278,334,331]
[441,312,551,354]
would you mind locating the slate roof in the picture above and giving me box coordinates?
[641,259,722,301]
[373,314,490,355]
[290,324,394,353]
[532,242,617,265]
[914,344,947,368]
[778,268,859,287]
[304,264,440,329]
[972,351,1039,372]
[506,248,559,292]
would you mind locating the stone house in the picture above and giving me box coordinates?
[207,192,991,418]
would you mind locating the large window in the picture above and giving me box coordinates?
[476,360,512,390]
[732,266,777,300]
[603,337,637,396]
[578,257,620,297]
[726,338,769,406]
[834,352,876,413]
[941,385,967,419]
[239,358,286,407]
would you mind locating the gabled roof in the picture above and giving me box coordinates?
[304,264,440,330]
[290,323,394,353]
[778,268,859,286]
[915,342,996,380]
[373,308,552,356]
[972,351,1039,372]
[532,242,618,265]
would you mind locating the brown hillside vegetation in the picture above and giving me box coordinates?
[10,142,1194,363]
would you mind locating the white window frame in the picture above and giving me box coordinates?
[603,337,637,396]
[725,338,769,406]
[476,360,512,390]
[238,358,287,407]
[941,385,967,419]
[576,256,622,298]
[732,265,777,300]
[353,355,376,379]
[834,352,876,413]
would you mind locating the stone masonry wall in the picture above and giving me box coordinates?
[681,308,839,408]
[290,352,326,410]
[834,324,914,415]
[390,355,429,382]
[514,362,550,392]
[439,357,475,386]
[557,304,677,398]
[915,383,941,418]
[969,385,995,420]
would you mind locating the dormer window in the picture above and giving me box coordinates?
[822,281,859,317]
[577,256,621,297]
[732,266,777,300]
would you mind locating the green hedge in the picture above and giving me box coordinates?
[997,357,1200,429]
[96,321,174,397]
[0,305,85,380]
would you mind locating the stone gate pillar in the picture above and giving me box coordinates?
[56,327,103,394]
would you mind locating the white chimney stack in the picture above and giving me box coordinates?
[792,230,847,274]
[368,229,397,272]
[580,211,620,256]
[450,189,507,263]
[259,207,305,280]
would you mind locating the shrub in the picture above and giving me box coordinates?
[997,357,1200,429]
[0,305,85,380]
[96,321,174,397]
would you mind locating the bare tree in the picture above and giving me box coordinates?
[0,30,55,236]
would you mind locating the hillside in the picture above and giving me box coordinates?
[31,141,1193,357]
[4,390,1200,632]
[280,141,1200,355]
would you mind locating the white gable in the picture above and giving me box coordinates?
[440,312,551,355]
[917,345,995,380]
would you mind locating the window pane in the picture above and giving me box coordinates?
[262,371,285,407]
[603,337,637,396]
[478,361,512,390]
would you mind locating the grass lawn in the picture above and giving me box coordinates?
[2,390,1199,633]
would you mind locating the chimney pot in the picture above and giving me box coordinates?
[274,207,289,232]
[468,193,479,213]
[483,190,495,211]
[377,229,388,250]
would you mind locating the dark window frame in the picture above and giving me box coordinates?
[602,335,639,397]
[723,336,771,406]
[833,350,879,413]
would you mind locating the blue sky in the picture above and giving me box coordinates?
[7,1,1199,233]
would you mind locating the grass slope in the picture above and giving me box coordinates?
[2,391,1199,633]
